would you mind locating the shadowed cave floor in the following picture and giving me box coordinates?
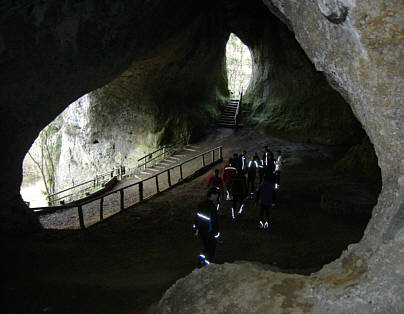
[2,128,379,314]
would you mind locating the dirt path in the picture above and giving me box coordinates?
[2,128,378,314]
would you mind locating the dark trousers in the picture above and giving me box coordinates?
[225,182,232,198]
[200,234,216,262]
[232,194,244,212]
[259,170,264,183]
[260,204,271,223]
[275,171,281,184]
[273,171,280,204]
[248,176,256,194]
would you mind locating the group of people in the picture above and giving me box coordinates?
[193,146,283,267]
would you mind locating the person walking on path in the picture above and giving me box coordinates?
[193,188,221,267]
[238,150,247,174]
[222,158,237,200]
[206,169,224,208]
[274,150,283,190]
[255,174,274,230]
[231,169,248,218]
[247,156,259,198]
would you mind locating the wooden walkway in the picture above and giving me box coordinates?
[34,146,222,230]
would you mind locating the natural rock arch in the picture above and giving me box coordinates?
[0,0,402,312]
[156,1,403,312]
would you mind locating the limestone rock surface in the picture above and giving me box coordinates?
[155,0,404,312]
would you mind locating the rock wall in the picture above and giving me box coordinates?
[0,0,402,311]
[0,0,228,231]
[55,13,228,189]
[154,0,404,312]
[226,0,364,145]
[52,93,159,189]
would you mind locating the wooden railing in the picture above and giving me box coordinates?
[46,166,125,205]
[45,145,177,206]
[137,145,174,170]
[32,146,223,230]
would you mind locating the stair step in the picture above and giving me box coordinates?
[219,117,234,121]
[218,124,236,128]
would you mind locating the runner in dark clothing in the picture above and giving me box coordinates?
[206,169,224,208]
[193,188,221,267]
[247,156,259,198]
[231,170,247,218]
[238,150,247,173]
[255,175,274,230]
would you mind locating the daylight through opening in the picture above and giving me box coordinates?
[225,33,252,97]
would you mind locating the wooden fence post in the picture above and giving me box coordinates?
[99,197,104,221]
[120,190,124,211]
[202,154,206,167]
[155,176,160,193]
[78,205,85,230]
[180,164,183,180]
[167,169,171,187]
[139,181,144,202]
[212,149,215,162]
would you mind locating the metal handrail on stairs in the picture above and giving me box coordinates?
[234,91,242,126]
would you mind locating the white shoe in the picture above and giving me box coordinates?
[259,221,264,229]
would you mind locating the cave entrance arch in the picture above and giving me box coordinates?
[222,1,382,273]
[225,33,252,97]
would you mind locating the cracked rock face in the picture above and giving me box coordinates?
[0,0,403,311]
[154,0,404,312]
[0,0,227,231]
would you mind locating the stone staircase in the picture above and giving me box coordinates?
[218,99,240,128]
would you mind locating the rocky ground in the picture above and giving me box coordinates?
[1,127,380,314]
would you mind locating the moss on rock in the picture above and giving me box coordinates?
[334,137,382,183]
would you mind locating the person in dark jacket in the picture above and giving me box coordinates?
[193,188,221,267]
[207,169,224,208]
[231,169,247,218]
[263,147,275,176]
[238,150,247,173]
[255,174,274,230]
[247,156,259,198]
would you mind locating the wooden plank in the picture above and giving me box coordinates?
[78,205,85,230]
[139,181,144,202]
[99,197,104,221]
[155,176,160,193]
[120,190,124,211]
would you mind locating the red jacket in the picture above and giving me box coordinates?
[222,163,237,183]
[207,175,224,191]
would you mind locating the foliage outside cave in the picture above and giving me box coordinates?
[226,33,252,97]
[26,122,62,204]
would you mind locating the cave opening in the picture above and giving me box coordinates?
[225,33,252,97]
[17,0,382,275]
[3,0,398,312]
